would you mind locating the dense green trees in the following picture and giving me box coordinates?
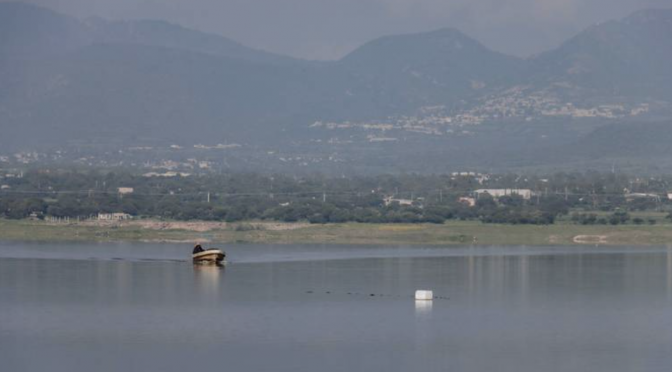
[1,170,671,225]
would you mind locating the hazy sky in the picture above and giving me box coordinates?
[5,0,672,60]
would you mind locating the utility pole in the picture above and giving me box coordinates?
[592,190,598,209]
[207,192,211,204]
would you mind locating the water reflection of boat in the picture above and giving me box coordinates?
[193,263,223,299]
[192,249,226,265]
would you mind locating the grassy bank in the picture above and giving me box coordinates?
[1,219,672,246]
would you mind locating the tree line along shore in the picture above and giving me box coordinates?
[2,170,672,229]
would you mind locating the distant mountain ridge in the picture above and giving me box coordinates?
[336,28,523,114]
[1,2,672,172]
[0,2,301,64]
[86,18,304,65]
[0,2,86,56]
[528,8,672,97]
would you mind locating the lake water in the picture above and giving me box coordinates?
[2,242,672,372]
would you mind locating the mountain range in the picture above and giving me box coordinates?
[1,2,671,173]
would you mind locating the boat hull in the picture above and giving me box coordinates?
[192,250,226,265]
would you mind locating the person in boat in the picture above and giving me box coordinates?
[193,244,205,254]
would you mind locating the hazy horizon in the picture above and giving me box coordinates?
[3,0,671,60]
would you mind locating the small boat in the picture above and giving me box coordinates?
[192,249,226,265]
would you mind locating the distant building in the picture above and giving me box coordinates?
[458,197,476,207]
[28,212,42,221]
[474,189,533,200]
[384,196,414,206]
[452,172,477,177]
[98,213,132,221]
[143,172,191,178]
[117,187,134,195]
[625,193,661,202]
[451,172,490,184]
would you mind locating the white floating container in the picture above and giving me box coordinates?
[415,290,434,301]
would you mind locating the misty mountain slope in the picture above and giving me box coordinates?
[0,3,527,144]
[0,42,326,146]
[0,2,302,65]
[87,18,304,66]
[0,2,88,56]
[336,28,524,114]
[571,121,672,158]
[0,3,333,147]
[383,9,672,131]
[2,3,672,173]
[528,8,672,100]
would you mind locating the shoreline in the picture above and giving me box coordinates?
[1,219,672,246]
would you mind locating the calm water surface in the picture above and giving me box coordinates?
[2,242,672,371]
